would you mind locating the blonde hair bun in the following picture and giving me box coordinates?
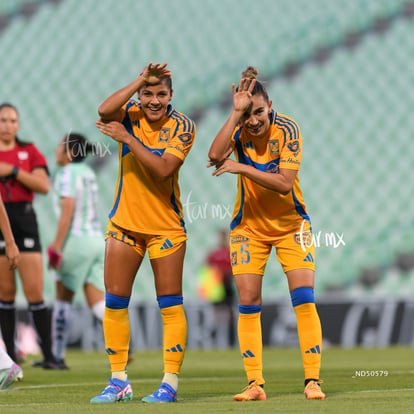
[242,66,258,79]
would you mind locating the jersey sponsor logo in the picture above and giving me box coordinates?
[158,127,170,143]
[18,151,29,161]
[231,235,249,244]
[268,140,279,155]
[23,238,35,249]
[287,140,300,156]
[178,133,192,145]
[266,161,279,173]
[152,149,164,157]
[281,157,300,166]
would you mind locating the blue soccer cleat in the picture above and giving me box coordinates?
[90,378,133,403]
[141,382,177,403]
[0,363,23,390]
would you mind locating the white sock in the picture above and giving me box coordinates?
[162,372,178,391]
[112,370,128,381]
[0,347,14,370]
[52,300,72,361]
[91,300,105,320]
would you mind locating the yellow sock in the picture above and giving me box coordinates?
[238,307,265,385]
[161,304,187,374]
[294,302,322,380]
[103,307,130,372]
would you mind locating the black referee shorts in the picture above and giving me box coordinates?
[0,202,42,255]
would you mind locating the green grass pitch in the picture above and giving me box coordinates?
[2,347,413,413]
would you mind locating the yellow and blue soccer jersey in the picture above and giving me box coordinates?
[108,101,196,235]
[230,109,310,239]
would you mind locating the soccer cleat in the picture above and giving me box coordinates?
[141,382,177,403]
[234,381,266,401]
[304,380,326,400]
[90,378,133,403]
[55,359,70,370]
[32,359,59,370]
[0,363,23,390]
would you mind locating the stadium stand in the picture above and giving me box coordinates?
[0,0,413,302]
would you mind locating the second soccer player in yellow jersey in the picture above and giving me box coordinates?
[208,66,325,401]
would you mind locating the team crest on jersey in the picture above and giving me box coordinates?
[287,140,300,156]
[158,127,170,143]
[293,230,312,247]
[231,235,249,244]
[18,151,29,161]
[244,141,253,149]
[268,140,279,155]
[178,133,192,145]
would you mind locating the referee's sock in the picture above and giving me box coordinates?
[0,300,16,361]
[29,301,55,362]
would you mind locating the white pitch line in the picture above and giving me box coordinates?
[2,376,243,391]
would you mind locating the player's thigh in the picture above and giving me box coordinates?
[55,280,75,302]
[150,242,186,297]
[0,257,16,300]
[104,237,144,296]
[18,252,44,302]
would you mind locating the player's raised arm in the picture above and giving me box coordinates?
[208,78,255,164]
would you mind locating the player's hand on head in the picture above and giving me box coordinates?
[232,78,256,113]
[140,62,171,85]
[96,120,132,145]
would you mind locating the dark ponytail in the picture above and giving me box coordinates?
[63,132,94,163]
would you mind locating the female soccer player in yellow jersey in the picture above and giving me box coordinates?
[208,67,325,401]
[90,63,196,404]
